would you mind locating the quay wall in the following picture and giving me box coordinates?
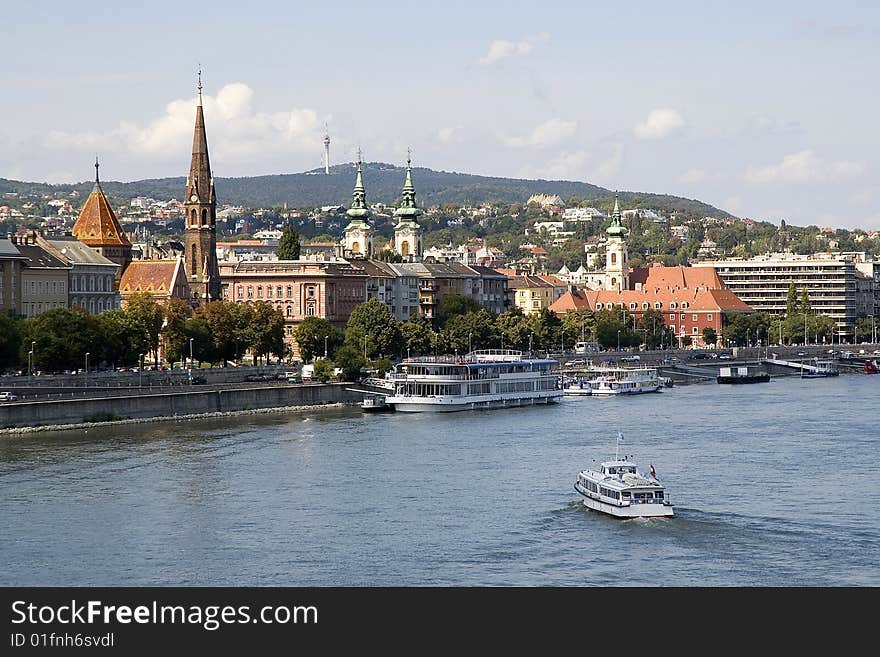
[0,384,360,430]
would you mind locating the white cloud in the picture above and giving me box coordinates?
[633,108,686,140]
[678,168,707,184]
[503,118,577,148]
[744,149,865,184]
[43,83,324,165]
[478,33,549,65]
[434,126,462,144]
[517,143,623,183]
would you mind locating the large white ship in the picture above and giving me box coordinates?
[384,350,561,412]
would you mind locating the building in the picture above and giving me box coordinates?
[183,74,221,304]
[70,159,132,286]
[0,238,26,315]
[42,236,120,314]
[604,197,629,292]
[339,155,374,259]
[219,260,368,356]
[351,260,420,322]
[119,258,191,307]
[393,154,423,261]
[393,261,507,320]
[506,274,567,315]
[693,253,867,340]
[12,234,71,318]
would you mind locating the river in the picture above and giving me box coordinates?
[1,374,877,586]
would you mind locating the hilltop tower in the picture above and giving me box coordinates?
[183,71,221,304]
[323,123,331,175]
[604,194,629,292]
[393,150,423,262]
[341,151,373,258]
[71,157,132,287]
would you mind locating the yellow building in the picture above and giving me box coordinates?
[508,274,560,315]
[0,238,26,316]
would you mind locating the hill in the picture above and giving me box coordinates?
[0,163,734,219]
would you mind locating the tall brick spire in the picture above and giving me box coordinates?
[184,69,221,303]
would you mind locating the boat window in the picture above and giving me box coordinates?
[621,491,631,497]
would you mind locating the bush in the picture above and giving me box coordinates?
[313,358,334,383]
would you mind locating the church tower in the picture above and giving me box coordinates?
[183,71,221,304]
[604,195,629,292]
[341,151,373,258]
[72,157,132,287]
[393,151,423,261]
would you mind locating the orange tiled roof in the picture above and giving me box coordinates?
[636,264,725,290]
[72,183,131,247]
[119,260,178,295]
[574,287,752,314]
[538,274,568,287]
[549,290,592,314]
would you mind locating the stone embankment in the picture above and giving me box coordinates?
[0,383,361,434]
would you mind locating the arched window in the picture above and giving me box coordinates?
[191,209,197,226]
[192,244,198,274]
[670,302,677,309]
[352,241,360,254]
[681,302,689,309]
[596,303,603,310]
[611,277,616,288]
[629,302,637,310]
[610,252,617,265]
[277,286,283,297]
[401,241,410,256]
[286,286,292,298]
[642,302,649,310]
[654,302,662,309]
[286,306,292,317]
[201,209,207,226]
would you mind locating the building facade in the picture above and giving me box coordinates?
[43,236,120,314]
[393,155,423,261]
[220,260,368,356]
[693,253,865,339]
[119,258,191,307]
[0,238,26,316]
[13,235,71,318]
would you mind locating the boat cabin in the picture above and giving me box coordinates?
[601,461,637,476]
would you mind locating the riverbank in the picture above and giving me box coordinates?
[0,383,362,433]
[0,402,354,435]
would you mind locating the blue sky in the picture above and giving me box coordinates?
[2,1,878,229]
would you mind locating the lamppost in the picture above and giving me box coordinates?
[580,317,586,342]
[139,353,143,388]
[468,332,472,355]
[617,330,621,352]
[528,332,533,355]
[560,328,565,354]
[324,335,329,360]
[804,313,808,347]
[84,352,89,386]
[28,340,35,380]
[363,333,367,361]
[189,337,194,385]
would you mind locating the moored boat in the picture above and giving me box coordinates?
[385,349,561,412]
[587,366,662,396]
[717,366,770,384]
[574,433,673,518]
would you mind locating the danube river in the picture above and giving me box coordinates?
[1,374,877,586]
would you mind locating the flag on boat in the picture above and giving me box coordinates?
[650,464,657,479]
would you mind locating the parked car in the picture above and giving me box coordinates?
[190,375,207,385]
[0,391,19,402]
[620,355,641,362]
[718,354,732,360]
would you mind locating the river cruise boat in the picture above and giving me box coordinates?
[587,366,662,396]
[574,433,673,518]
[384,350,561,412]
[801,359,839,379]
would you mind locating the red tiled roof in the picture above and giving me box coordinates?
[72,183,131,247]
[636,265,725,290]
[119,260,179,295]
[549,290,591,314]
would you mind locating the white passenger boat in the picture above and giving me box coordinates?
[385,349,562,412]
[587,366,662,396]
[562,375,592,396]
[574,433,673,518]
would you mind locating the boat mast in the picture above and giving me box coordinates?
[616,432,623,460]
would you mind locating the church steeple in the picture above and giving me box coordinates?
[347,149,370,217]
[184,70,220,304]
[606,193,627,237]
[341,150,373,258]
[394,149,423,261]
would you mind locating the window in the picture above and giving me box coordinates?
[680,313,686,320]
[610,252,617,265]
[707,314,713,321]
[286,286,292,298]
[654,302,662,309]
[201,209,207,226]
[693,314,699,321]
[307,305,316,316]
[596,303,603,310]
[257,286,263,298]
[681,302,689,309]
[191,244,198,275]
[247,286,253,298]
[629,302,637,310]
[670,313,675,321]
[286,306,292,317]
[642,302,649,310]
[237,286,243,298]
[267,287,273,298]
[669,302,677,309]
[307,286,315,298]
[277,286,283,297]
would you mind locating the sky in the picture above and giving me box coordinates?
[1,0,878,230]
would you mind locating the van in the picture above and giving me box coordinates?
[574,341,599,354]
[300,364,314,382]
[282,371,301,383]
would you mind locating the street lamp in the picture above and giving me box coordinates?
[324,335,329,360]
[468,332,472,354]
[528,332,533,355]
[617,330,621,352]
[560,328,565,353]
[84,352,89,386]
[29,341,35,379]
[189,337,194,367]
[139,353,143,387]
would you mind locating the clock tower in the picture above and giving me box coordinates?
[184,71,221,304]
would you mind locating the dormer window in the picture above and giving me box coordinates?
[669,302,677,309]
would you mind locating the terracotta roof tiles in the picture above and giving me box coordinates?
[72,183,131,247]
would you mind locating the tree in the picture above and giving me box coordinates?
[294,316,339,362]
[248,302,286,364]
[162,298,192,366]
[123,292,165,365]
[561,309,595,344]
[681,335,693,348]
[96,309,145,367]
[277,224,301,260]
[345,299,402,359]
[0,314,21,370]
[638,309,667,349]
[435,293,482,329]
[312,358,334,383]
[437,309,498,354]
[19,308,103,372]
[196,301,241,366]
[786,282,799,317]
[400,318,435,356]
[495,306,532,351]
[184,316,218,366]
[702,327,718,346]
[800,287,812,315]
[333,345,366,381]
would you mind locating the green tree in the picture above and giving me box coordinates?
[162,297,192,366]
[435,293,482,329]
[96,309,145,368]
[0,314,22,370]
[196,301,244,366]
[400,318,436,356]
[800,287,812,315]
[313,358,334,383]
[681,335,693,348]
[333,345,366,381]
[184,316,218,366]
[702,327,718,346]
[123,292,165,365]
[561,309,595,345]
[277,224,301,260]
[294,316,340,362]
[19,308,103,372]
[345,299,402,359]
[638,309,667,349]
[248,302,286,364]
[495,306,532,351]
[437,309,498,354]
[786,282,799,316]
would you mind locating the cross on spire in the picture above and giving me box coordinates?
[94,156,100,184]
[197,65,203,105]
